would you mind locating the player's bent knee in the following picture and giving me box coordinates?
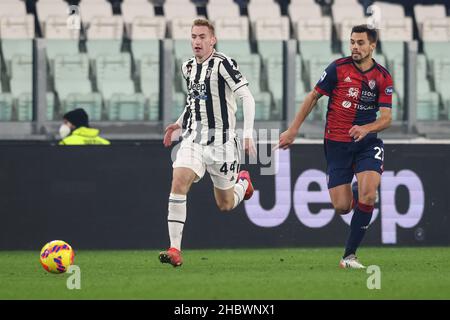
[359,192,377,205]
[335,207,352,215]
[333,203,352,215]
[216,200,234,212]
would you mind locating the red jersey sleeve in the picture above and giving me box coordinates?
[378,73,393,108]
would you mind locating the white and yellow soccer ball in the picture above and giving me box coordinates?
[40,240,75,273]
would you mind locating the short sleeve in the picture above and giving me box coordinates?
[219,58,249,92]
[314,62,337,96]
[378,74,394,108]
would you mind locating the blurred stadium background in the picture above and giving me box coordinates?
[0,0,449,138]
[1,0,450,299]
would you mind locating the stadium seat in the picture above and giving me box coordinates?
[173,39,193,61]
[107,93,146,121]
[164,1,197,21]
[53,53,90,79]
[294,55,321,120]
[297,17,331,40]
[207,1,240,20]
[85,16,124,59]
[248,1,282,21]
[0,15,35,39]
[299,41,335,63]
[295,91,328,122]
[172,90,187,122]
[258,40,283,62]
[373,52,387,68]
[379,19,413,43]
[445,98,450,120]
[121,0,155,25]
[266,54,308,119]
[95,54,135,100]
[10,55,32,98]
[46,39,80,63]
[0,15,34,75]
[44,16,80,62]
[0,93,13,121]
[431,58,450,101]
[332,4,365,34]
[372,2,406,19]
[80,0,114,26]
[214,17,249,41]
[16,93,33,121]
[424,41,450,61]
[139,55,160,120]
[53,54,91,103]
[1,39,32,76]
[390,57,404,102]
[0,1,27,17]
[171,17,204,40]
[94,52,146,121]
[421,19,450,43]
[253,18,290,43]
[36,0,70,28]
[416,54,430,95]
[391,92,400,121]
[132,39,160,64]
[233,54,262,94]
[64,93,103,120]
[414,4,447,37]
[265,56,284,117]
[217,40,251,57]
[290,0,318,5]
[295,55,306,94]
[139,54,159,91]
[381,41,404,70]
[289,3,322,22]
[170,18,191,41]
[237,92,272,121]
[130,16,166,40]
[147,95,160,121]
[43,15,79,39]
[234,54,272,120]
[417,92,440,121]
[15,92,55,121]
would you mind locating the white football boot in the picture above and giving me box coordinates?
[339,254,366,269]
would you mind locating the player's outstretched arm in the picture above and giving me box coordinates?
[235,85,257,156]
[278,89,322,149]
[349,107,392,142]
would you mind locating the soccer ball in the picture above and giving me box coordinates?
[40,240,75,274]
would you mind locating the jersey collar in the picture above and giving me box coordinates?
[352,58,377,74]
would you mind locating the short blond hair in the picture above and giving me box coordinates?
[192,18,215,36]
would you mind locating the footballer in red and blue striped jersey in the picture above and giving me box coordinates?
[279,24,394,267]
[315,56,393,143]
[315,56,393,189]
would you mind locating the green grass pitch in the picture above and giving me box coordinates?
[1,247,449,299]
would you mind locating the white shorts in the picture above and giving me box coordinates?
[173,138,241,190]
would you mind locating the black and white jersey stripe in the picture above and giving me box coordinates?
[180,50,249,145]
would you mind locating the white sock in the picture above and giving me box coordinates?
[168,193,187,251]
[232,179,249,209]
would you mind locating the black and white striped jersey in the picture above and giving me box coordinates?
[179,50,249,145]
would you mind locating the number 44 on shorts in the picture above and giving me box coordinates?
[220,161,238,175]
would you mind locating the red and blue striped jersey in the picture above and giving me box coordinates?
[314,56,393,142]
